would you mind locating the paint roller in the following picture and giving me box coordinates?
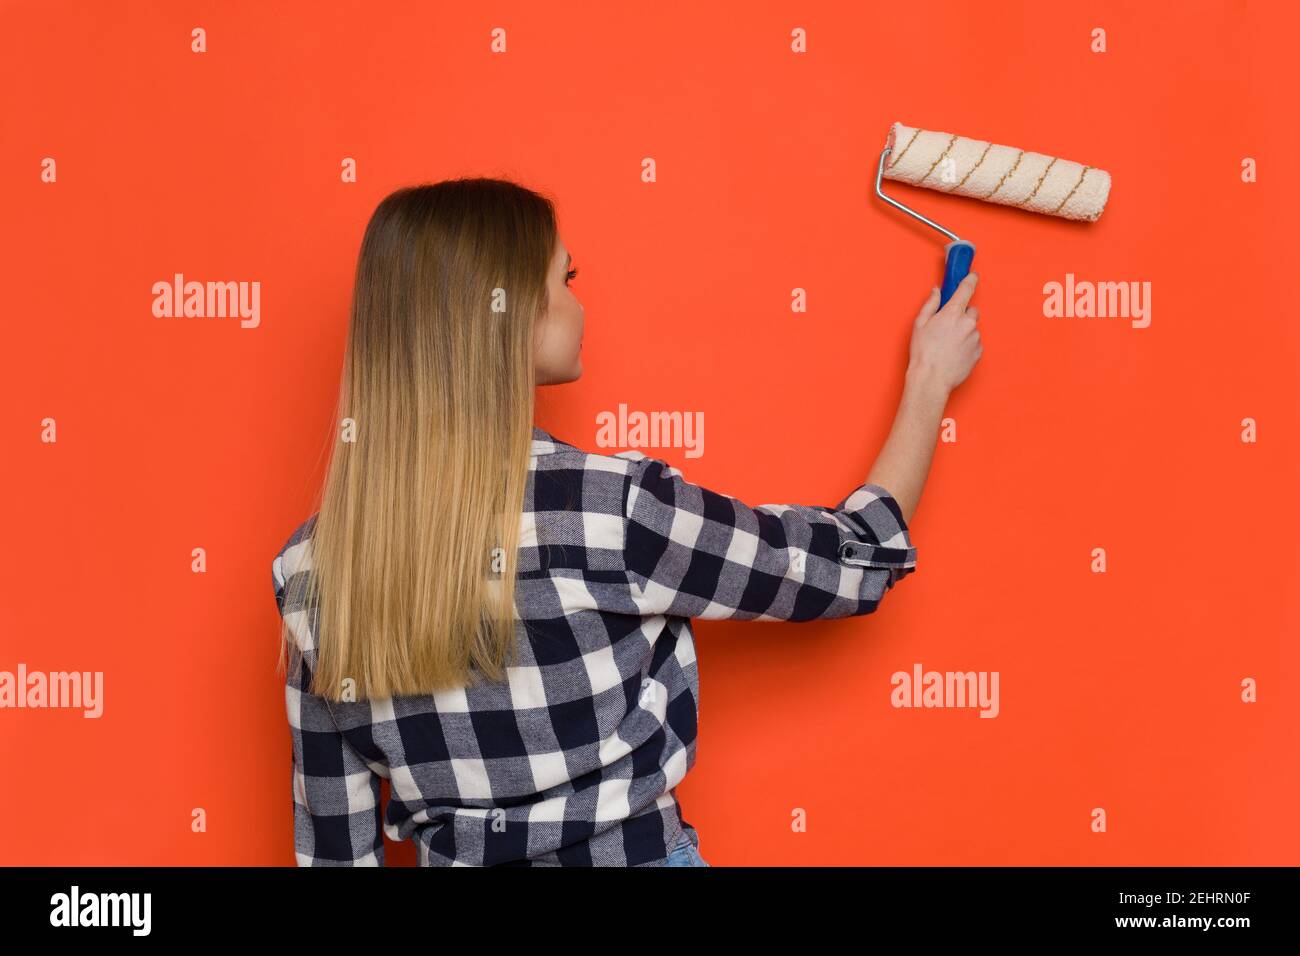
[875,121,1112,307]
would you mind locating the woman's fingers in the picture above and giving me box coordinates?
[938,272,978,319]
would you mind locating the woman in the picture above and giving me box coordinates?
[272,177,981,867]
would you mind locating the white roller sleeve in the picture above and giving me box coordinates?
[883,121,1112,222]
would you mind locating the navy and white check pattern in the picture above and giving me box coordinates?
[272,424,917,866]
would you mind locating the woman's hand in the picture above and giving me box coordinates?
[864,274,982,524]
[906,273,983,394]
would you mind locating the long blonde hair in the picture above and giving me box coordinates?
[280,177,557,701]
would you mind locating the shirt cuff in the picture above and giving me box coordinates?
[833,482,917,569]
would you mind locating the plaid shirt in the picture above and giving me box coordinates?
[272,424,917,866]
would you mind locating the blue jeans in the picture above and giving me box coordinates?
[664,824,710,867]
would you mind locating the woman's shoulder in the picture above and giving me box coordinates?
[531,428,679,514]
[532,425,666,477]
[272,514,318,597]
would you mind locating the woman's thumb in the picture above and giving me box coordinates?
[916,286,940,324]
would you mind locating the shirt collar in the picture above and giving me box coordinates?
[531,425,558,456]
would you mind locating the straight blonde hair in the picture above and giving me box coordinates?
[279,177,558,702]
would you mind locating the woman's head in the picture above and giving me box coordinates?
[283,177,577,700]
[351,176,581,395]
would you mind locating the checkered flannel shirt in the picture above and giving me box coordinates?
[272,424,917,866]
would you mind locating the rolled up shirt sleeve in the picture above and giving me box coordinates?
[620,452,917,622]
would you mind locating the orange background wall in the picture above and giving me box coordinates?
[2,0,1296,865]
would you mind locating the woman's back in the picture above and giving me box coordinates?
[273,424,917,866]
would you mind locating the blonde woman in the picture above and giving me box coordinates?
[272,177,981,867]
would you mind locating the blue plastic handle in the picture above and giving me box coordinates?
[939,240,976,308]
